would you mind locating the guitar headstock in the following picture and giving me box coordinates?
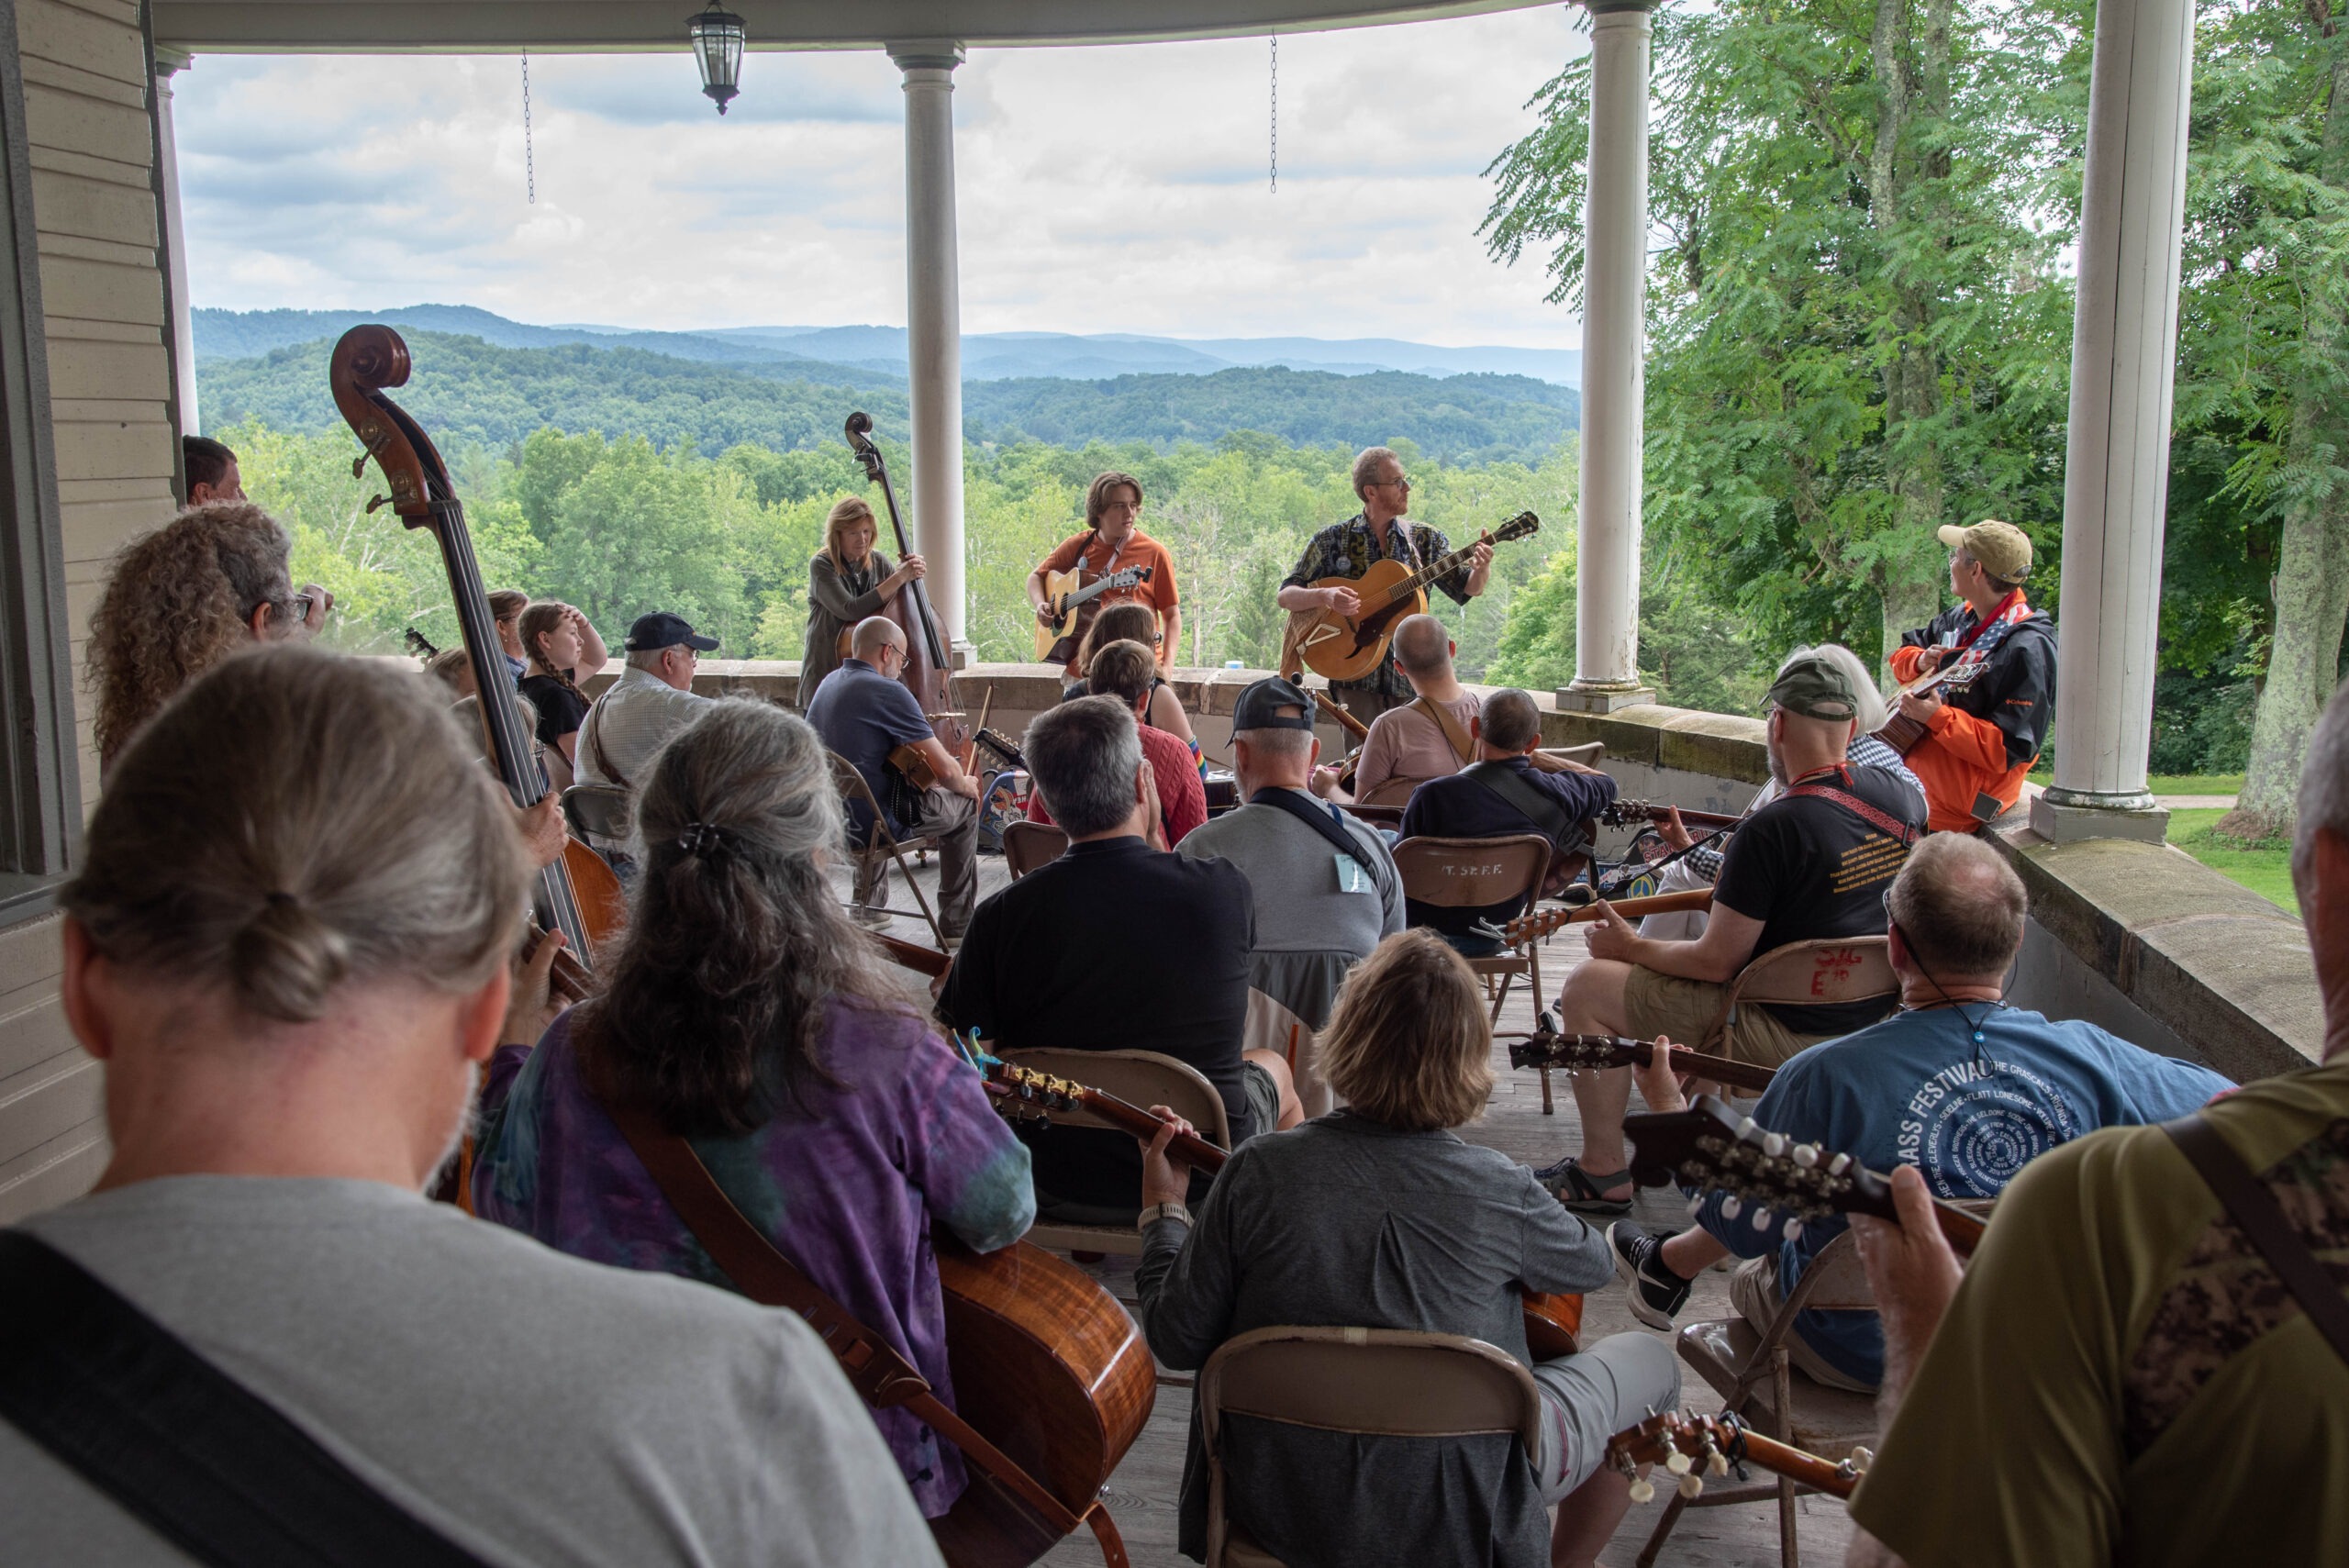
[1600,798,1659,827]
[980,1062,1085,1124]
[1506,1029,1639,1073]
[1608,1411,1742,1502]
[1488,511,1540,545]
[1623,1094,1892,1240]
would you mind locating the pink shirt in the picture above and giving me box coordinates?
[1353,693,1479,804]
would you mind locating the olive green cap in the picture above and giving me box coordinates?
[1936,519,2032,582]
[1763,651,1862,722]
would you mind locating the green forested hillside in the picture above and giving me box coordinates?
[198,333,1579,464]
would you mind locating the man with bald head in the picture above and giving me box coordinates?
[804,616,980,939]
[1337,613,1482,806]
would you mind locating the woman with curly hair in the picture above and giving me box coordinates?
[87,502,331,769]
[515,600,608,795]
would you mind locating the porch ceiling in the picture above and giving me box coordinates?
[150,0,1559,53]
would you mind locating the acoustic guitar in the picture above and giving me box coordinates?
[1622,1094,1988,1252]
[1507,1018,1778,1095]
[969,1048,1585,1360]
[1034,562,1154,663]
[1607,1409,1869,1506]
[1283,511,1539,684]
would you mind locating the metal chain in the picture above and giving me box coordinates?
[521,50,536,204]
[1269,33,1277,194]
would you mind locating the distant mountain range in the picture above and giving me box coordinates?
[193,306,1582,388]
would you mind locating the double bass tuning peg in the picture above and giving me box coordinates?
[365,494,395,515]
[350,454,370,479]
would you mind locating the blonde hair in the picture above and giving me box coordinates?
[63,647,527,1023]
[423,646,473,695]
[1319,931,1493,1131]
[824,497,880,570]
[87,502,296,767]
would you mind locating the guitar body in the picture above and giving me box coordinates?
[561,838,628,956]
[930,1239,1156,1568]
[1033,565,1092,663]
[1288,562,1428,683]
[1520,1292,1584,1360]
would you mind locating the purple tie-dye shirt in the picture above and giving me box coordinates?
[472,995,1035,1518]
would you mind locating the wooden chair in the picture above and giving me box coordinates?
[1644,1230,1880,1568]
[561,782,633,845]
[1197,1327,1543,1568]
[1003,1047,1231,1259]
[827,750,948,947]
[1709,937,1898,1062]
[1389,834,1556,1109]
[1001,818,1069,880]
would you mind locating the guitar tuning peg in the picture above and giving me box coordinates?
[1687,1195,1707,1218]
[1792,1144,1819,1169]
[1664,1451,1693,1476]
[1735,1115,1759,1139]
[1708,1451,1731,1477]
[1720,1194,1742,1220]
[1826,1151,1853,1175]
[1850,1446,1874,1470]
[1676,1473,1705,1500]
[1782,1217,1805,1240]
[1628,1477,1655,1506]
[1750,1205,1773,1232]
[1761,1132,1787,1158]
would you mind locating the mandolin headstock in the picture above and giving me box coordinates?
[1623,1095,1893,1240]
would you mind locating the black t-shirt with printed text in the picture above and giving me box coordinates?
[1712,762,1927,1035]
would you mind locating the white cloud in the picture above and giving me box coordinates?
[175,8,1590,347]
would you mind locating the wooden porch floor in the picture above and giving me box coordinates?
[857,848,1855,1568]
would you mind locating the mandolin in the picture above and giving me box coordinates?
[1283,512,1539,684]
[1623,1094,1988,1252]
[332,327,601,971]
[1034,563,1154,664]
[1508,1018,1777,1095]
[966,1045,1585,1361]
[1608,1409,1869,1506]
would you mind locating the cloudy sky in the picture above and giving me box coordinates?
[172,6,1590,348]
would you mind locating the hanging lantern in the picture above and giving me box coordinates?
[686,3,747,115]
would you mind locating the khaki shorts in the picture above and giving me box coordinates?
[1620,967,1829,1068]
[1729,1254,1875,1393]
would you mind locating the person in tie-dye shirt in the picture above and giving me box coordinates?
[473,700,1034,1519]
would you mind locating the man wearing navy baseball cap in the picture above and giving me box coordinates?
[575,612,718,841]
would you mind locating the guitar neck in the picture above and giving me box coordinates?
[1510,1032,1777,1095]
[1375,532,1481,609]
[1503,887,1714,942]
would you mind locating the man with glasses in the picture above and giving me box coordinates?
[1602,833,2231,1393]
[575,612,718,855]
[1276,446,1493,720]
[805,616,980,940]
[1027,471,1182,671]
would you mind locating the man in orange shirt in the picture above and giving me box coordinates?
[1027,471,1181,669]
[1888,519,2057,833]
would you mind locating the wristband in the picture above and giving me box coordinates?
[1136,1202,1193,1234]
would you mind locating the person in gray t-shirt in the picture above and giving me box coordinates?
[3,647,937,1568]
[1177,676,1404,1037]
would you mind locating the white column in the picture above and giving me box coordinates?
[153,49,199,436]
[2031,0,2195,845]
[1560,1,1654,714]
[888,40,968,656]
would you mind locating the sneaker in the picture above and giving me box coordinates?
[850,904,891,929]
[1608,1221,1694,1330]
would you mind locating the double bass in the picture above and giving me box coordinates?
[330,326,621,977]
[843,412,971,765]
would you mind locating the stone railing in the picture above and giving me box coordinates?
[625,658,2320,1082]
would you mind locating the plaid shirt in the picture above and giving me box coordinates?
[1283,513,1472,701]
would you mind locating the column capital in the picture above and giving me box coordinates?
[1583,0,1656,15]
[887,39,965,73]
[152,45,193,78]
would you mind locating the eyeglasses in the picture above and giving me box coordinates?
[1375,474,1412,489]
[287,593,317,624]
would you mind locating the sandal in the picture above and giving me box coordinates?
[1538,1156,1634,1218]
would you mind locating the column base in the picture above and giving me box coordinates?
[2030,791,2169,845]
[949,639,975,672]
[1553,684,1657,715]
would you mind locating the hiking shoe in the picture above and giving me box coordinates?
[1609,1221,1694,1329]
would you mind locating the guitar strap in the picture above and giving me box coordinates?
[0,1232,494,1568]
[1461,761,1583,851]
[1414,695,1476,768]
[590,1093,1129,1567]
[583,695,628,791]
[1248,786,1388,885]
[2162,1114,2349,1373]
[1785,767,1920,847]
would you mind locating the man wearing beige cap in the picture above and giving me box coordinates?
[1888,519,2057,833]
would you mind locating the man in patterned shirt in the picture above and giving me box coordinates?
[1276,446,1492,721]
[1845,682,2349,1568]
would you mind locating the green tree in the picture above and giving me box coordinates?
[1482,0,2082,677]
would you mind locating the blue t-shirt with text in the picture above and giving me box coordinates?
[1692,1006,2232,1385]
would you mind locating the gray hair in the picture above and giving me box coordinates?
[1887,833,2027,982]
[1393,614,1453,677]
[626,647,669,673]
[2295,681,2349,900]
[1780,642,1888,734]
[1234,726,1315,763]
[1480,688,1542,752]
[64,646,526,1023]
[1351,445,1402,500]
[1027,696,1145,837]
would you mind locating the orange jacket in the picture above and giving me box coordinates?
[1888,610,2056,832]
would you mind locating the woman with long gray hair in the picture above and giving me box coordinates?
[472,699,1033,1521]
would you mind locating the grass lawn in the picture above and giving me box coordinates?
[2165,806,2299,914]
[2026,770,2246,796]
